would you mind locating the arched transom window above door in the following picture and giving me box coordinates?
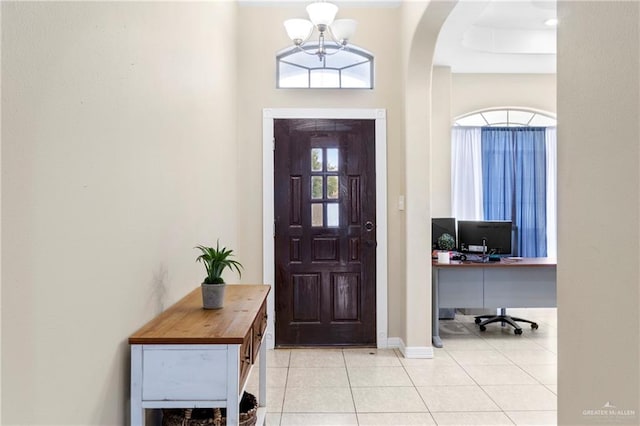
[276,44,374,89]
[454,108,557,127]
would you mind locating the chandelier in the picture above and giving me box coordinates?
[283,1,357,61]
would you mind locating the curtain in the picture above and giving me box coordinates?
[451,127,483,221]
[481,127,547,257]
[514,128,547,256]
[482,128,515,221]
[545,127,557,258]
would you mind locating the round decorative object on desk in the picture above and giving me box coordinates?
[437,233,456,251]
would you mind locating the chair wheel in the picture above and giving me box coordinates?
[531,323,539,330]
[479,325,486,331]
[475,318,481,324]
[514,328,523,335]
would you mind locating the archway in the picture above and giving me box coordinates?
[401,0,458,357]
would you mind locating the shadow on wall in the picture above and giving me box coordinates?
[150,263,169,315]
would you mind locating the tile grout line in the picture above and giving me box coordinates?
[443,319,517,425]
[448,315,558,420]
[396,348,438,425]
[277,350,292,425]
[341,349,361,425]
[489,333,558,392]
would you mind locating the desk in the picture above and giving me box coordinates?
[432,258,556,348]
[129,284,270,426]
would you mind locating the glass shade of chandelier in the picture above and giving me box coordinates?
[283,1,357,61]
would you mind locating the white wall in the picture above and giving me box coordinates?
[557,2,640,423]
[1,2,238,424]
[402,0,456,350]
[451,73,557,118]
[430,66,452,218]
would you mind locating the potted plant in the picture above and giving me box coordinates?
[195,241,243,309]
[437,233,456,251]
[435,233,456,264]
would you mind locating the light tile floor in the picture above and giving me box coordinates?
[247,308,557,426]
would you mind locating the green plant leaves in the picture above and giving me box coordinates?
[195,240,243,284]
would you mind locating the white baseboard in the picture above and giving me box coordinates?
[387,337,434,359]
[268,334,433,359]
[385,337,403,349]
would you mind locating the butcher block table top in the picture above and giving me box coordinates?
[129,284,270,345]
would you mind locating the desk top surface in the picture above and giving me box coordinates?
[432,257,556,268]
[129,284,270,345]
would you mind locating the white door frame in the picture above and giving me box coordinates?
[262,108,388,349]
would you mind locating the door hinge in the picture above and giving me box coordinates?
[272,138,275,151]
[273,221,276,238]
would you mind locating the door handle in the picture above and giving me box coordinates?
[364,221,375,232]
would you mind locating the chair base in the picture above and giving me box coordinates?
[474,310,539,335]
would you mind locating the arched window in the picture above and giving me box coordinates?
[451,108,557,257]
[454,108,557,127]
[276,44,373,89]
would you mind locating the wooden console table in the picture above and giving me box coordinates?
[129,284,270,426]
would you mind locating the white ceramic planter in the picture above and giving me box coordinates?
[201,283,226,309]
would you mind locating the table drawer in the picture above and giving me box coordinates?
[484,267,557,308]
[251,301,267,361]
[239,330,252,389]
[437,268,484,308]
[142,347,227,401]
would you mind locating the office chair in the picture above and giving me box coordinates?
[472,226,540,335]
[474,308,538,335]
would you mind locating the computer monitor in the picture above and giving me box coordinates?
[432,218,457,250]
[457,220,513,255]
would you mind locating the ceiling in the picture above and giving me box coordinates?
[433,0,557,73]
[248,0,557,74]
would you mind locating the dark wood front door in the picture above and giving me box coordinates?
[274,119,376,346]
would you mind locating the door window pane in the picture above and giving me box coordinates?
[327,176,339,199]
[326,149,339,171]
[311,149,323,171]
[326,204,339,227]
[311,176,323,199]
[311,203,323,227]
